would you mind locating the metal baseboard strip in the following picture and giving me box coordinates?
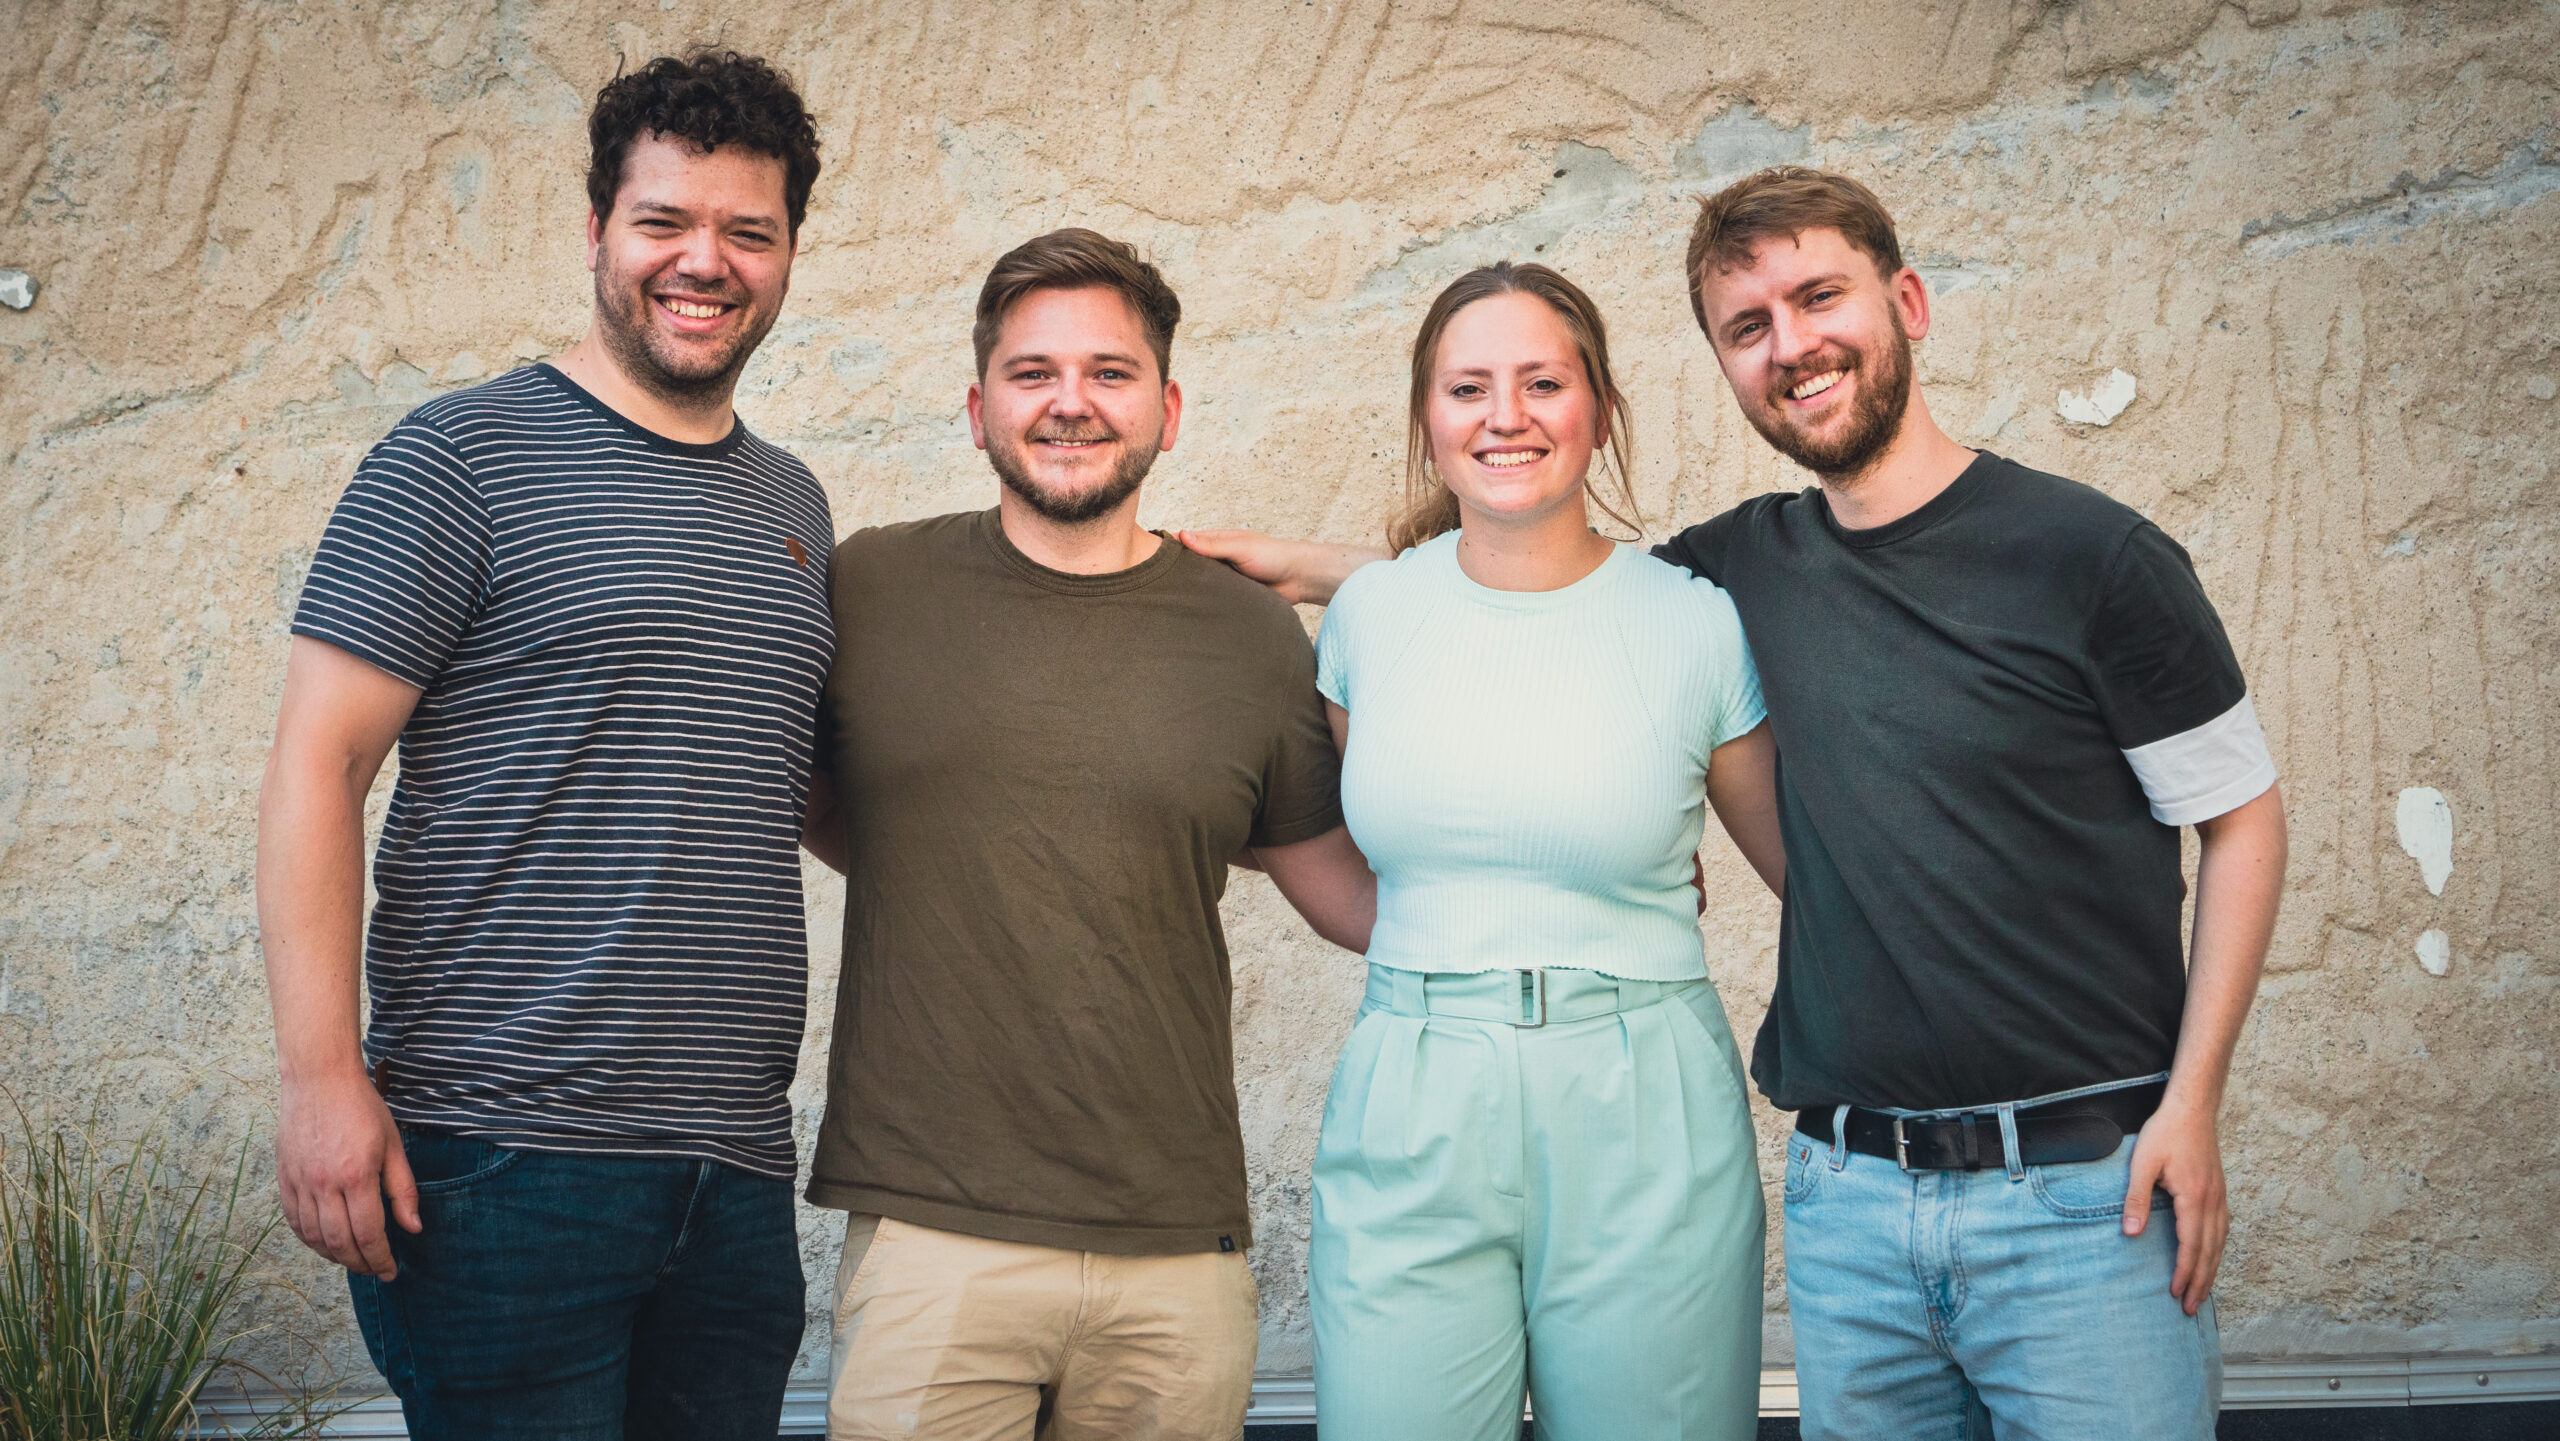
[187,1354,2560,1434]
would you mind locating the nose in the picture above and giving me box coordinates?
[1486,380,1529,435]
[1050,369,1098,418]
[670,223,727,284]
[1766,305,1822,372]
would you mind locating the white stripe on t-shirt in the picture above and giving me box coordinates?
[2121,693,2278,826]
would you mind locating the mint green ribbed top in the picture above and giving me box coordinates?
[1317,531,1764,981]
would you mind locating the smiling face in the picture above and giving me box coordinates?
[968,286,1182,526]
[1698,225,1920,477]
[586,133,795,403]
[1424,290,1605,527]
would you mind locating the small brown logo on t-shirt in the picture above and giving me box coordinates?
[785,536,809,568]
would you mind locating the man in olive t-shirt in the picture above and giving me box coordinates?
[802,230,1371,1441]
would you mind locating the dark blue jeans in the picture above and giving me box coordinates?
[349,1129,804,1441]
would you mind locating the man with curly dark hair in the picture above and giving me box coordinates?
[260,49,830,1440]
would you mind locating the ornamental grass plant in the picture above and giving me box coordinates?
[0,1098,339,1439]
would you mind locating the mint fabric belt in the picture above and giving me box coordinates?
[1362,964,1701,1029]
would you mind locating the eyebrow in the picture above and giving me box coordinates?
[625,199,783,230]
[1437,359,1574,380]
[1719,267,1864,339]
[1002,349,1149,370]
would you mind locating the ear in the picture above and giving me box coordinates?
[1892,264,1933,343]
[1158,379,1183,453]
[965,381,988,451]
[586,209,605,273]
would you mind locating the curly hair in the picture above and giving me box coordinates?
[586,49,822,236]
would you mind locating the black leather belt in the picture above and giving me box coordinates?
[1794,1081,2165,1171]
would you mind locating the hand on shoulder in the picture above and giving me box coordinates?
[1176,529,1388,606]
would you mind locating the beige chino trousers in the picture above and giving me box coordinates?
[827,1214,1258,1441]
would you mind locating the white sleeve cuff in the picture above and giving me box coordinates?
[2121,693,2279,827]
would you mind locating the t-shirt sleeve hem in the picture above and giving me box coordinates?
[1249,801,1346,850]
[2146,759,2277,827]
[287,619,439,690]
[1714,700,1769,753]
[2123,693,2279,826]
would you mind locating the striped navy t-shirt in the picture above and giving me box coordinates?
[292,363,835,1179]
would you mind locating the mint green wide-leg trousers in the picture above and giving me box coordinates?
[1309,965,1765,1441]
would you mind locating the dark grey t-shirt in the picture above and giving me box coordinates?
[1657,452,2270,1111]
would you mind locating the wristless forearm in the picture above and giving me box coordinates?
[259,764,373,1085]
[2166,793,2287,1114]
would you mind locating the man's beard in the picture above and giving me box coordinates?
[986,419,1161,525]
[1744,327,1913,478]
[593,262,774,405]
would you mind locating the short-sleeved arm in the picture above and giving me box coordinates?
[2086,523,2276,826]
[1652,507,1741,585]
[1697,583,1768,751]
[1252,622,1346,848]
[290,418,490,689]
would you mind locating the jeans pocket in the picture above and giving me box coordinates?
[398,1128,526,1194]
[2026,1139,2153,1220]
[1782,1139,1825,1204]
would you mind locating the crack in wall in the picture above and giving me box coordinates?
[1349,140,1646,305]
[2242,143,2560,260]
[1348,105,1814,306]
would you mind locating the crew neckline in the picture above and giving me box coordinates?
[975,508,1185,596]
[534,362,748,459]
[1427,529,1638,611]
[1820,450,1997,550]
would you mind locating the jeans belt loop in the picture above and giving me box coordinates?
[1997,1103,2025,1182]
[1513,968,1546,1027]
[1828,1104,1851,1172]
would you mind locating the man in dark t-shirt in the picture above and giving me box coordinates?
[1183,170,2286,1441]
[260,53,830,1441]
[802,230,1370,1441]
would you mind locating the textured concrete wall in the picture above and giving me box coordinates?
[4,0,2555,1389]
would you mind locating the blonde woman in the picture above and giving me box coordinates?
[1274,263,1783,1441]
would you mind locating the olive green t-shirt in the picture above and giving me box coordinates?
[806,509,1344,1254]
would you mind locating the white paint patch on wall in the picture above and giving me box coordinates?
[2058,368,2137,425]
[2395,786,2454,896]
[2415,929,2451,976]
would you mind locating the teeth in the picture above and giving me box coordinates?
[662,298,727,320]
[1478,451,1541,468]
[1790,371,1843,401]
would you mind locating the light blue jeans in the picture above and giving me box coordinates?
[1782,1127,2220,1441]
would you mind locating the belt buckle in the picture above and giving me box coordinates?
[1893,1116,1913,1172]
[1513,969,1546,1028]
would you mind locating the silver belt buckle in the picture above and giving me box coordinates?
[1893,1116,1914,1172]
[1514,968,1546,1027]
